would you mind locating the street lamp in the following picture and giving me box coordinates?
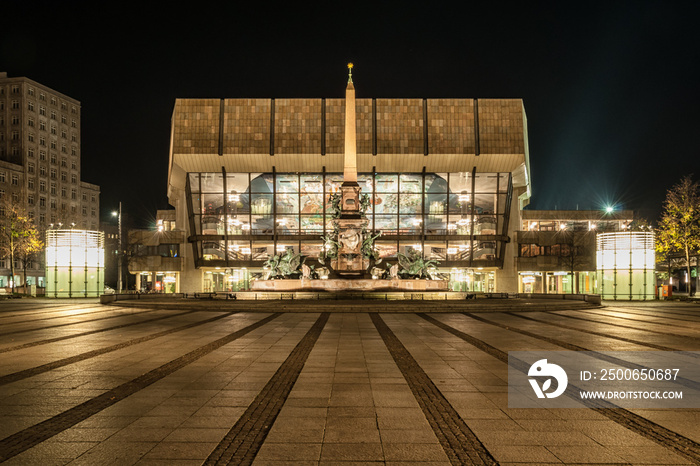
[112,202,122,293]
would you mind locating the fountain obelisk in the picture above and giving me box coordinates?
[332,63,369,276]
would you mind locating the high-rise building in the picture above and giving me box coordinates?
[0,72,100,289]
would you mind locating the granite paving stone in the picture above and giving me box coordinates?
[0,299,698,464]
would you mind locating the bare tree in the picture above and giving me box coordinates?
[557,228,596,294]
[656,175,700,295]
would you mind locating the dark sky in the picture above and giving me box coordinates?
[2,1,699,227]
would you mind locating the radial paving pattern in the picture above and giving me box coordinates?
[0,299,698,465]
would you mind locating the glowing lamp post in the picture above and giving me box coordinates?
[112,202,122,293]
[45,229,105,297]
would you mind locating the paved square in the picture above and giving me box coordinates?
[0,298,698,464]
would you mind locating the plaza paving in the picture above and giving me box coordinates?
[0,298,698,465]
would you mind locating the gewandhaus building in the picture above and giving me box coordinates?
[156,75,532,294]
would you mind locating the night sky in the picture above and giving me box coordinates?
[2,2,699,228]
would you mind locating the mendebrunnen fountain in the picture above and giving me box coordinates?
[252,64,447,293]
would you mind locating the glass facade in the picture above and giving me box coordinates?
[186,171,512,271]
[137,271,180,293]
[448,268,495,292]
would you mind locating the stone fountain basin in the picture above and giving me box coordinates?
[251,278,448,292]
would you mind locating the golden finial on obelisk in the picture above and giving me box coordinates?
[347,62,353,83]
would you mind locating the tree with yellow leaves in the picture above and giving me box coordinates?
[0,198,42,294]
[656,175,700,295]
